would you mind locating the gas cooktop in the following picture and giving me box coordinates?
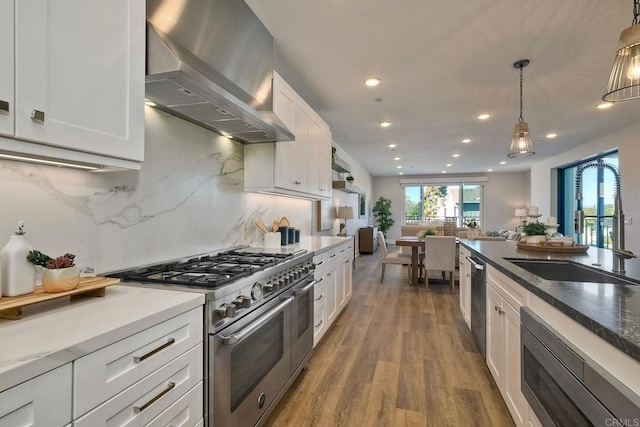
[113,249,300,288]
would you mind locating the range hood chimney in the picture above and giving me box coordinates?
[145,0,294,143]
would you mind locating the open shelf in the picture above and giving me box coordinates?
[332,180,360,193]
[332,156,351,173]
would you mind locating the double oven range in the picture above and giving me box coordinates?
[112,247,316,427]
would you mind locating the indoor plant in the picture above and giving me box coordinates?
[372,196,394,237]
[523,221,548,244]
[346,175,354,183]
[27,250,80,292]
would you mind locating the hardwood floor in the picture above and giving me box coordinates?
[265,251,515,427]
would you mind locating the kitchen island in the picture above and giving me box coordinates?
[460,239,640,425]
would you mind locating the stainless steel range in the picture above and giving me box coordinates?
[112,247,316,427]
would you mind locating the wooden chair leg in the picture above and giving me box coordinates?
[425,269,429,290]
[381,264,386,283]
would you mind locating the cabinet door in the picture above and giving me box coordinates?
[14,0,144,162]
[335,259,346,310]
[486,285,504,390]
[343,257,352,301]
[458,257,471,328]
[291,105,310,191]
[503,300,526,426]
[319,127,332,196]
[308,118,323,196]
[325,267,338,325]
[0,364,71,427]
[0,0,13,137]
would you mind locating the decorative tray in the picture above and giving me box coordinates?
[516,241,589,253]
[0,276,120,320]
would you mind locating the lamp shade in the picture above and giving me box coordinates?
[508,122,535,158]
[515,208,528,217]
[337,206,354,219]
[603,25,640,101]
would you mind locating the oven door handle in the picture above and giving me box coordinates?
[219,297,294,346]
[294,280,317,295]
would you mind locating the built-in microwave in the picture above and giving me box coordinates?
[521,307,640,426]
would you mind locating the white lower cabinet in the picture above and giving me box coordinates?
[458,246,471,328]
[74,344,203,427]
[486,266,527,427]
[312,240,353,346]
[147,382,203,427]
[0,363,71,427]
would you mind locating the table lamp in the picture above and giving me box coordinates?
[515,208,528,231]
[337,206,354,236]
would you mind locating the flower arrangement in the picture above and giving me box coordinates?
[464,219,478,229]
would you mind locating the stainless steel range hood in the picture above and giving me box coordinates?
[145,0,294,143]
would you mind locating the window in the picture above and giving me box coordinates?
[403,182,484,227]
[558,151,618,248]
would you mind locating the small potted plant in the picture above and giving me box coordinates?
[27,250,80,293]
[523,221,548,244]
[346,175,355,184]
[464,219,479,238]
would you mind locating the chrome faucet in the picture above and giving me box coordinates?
[575,160,635,273]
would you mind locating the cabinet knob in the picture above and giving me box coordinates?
[0,100,9,113]
[30,109,45,123]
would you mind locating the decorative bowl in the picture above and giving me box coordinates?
[42,267,80,293]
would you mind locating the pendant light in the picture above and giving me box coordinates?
[603,0,640,101]
[508,59,535,158]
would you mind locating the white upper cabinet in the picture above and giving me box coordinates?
[1,0,145,169]
[0,0,13,138]
[245,71,332,200]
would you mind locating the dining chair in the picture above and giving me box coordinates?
[376,231,412,283]
[422,236,457,291]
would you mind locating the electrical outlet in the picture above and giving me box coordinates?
[624,217,633,225]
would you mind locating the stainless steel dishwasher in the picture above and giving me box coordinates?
[467,255,486,359]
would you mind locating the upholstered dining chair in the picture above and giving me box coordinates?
[376,231,412,283]
[422,236,457,291]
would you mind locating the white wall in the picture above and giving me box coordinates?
[530,121,640,253]
[373,172,530,240]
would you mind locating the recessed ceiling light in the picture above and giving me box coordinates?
[399,172,404,175]
[462,138,471,143]
[446,163,452,167]
[477,113,491,120]
[441,170,447,174]
[546,133,558,139]
[380,121,391,127]
[394,157,401,161]
[396,165,402,169]
[145,100,157,107]
[452,153,460,158]
[500,161,507,165]
[388,143,397,148]
[597,102,613,109]
[487,168,493,172]
[364,77,381,87]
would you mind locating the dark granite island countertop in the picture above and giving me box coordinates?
[460,239,640,363]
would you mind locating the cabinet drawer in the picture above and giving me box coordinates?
[74,343,203,427]
[74,307,203,418]
[147,382,203,427]
[0,364,71,427]
[487,266,525,309]
[313,247,340,271]
[314,280,327,309]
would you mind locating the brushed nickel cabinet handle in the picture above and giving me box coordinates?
[0,100,8,113]
[498,309,505,315]
[315,320,323,328]
[494,306,500,312]
[30,109,45,122]
[134,338,176,363]
[133,382,175,413]
[315,294,324,302]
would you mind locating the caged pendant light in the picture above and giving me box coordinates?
[603,0,640,101]
[508,59,535,158]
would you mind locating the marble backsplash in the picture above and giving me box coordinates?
[0,108,312,274]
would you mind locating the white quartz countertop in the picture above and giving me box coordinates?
[0,285,204,393]
[285,235,352,255]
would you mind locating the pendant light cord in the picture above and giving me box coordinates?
[519,65,524,123]
[634,0,639,25]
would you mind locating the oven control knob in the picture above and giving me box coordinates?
[233,296,251,309]
[278,277,287,287]
[263,282,274,292]
[216,303,236,318]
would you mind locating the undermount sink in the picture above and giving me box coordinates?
[505,258,638,286]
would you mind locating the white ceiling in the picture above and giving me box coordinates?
[245,0,639,176]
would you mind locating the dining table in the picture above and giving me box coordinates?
[395,236,423,285]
